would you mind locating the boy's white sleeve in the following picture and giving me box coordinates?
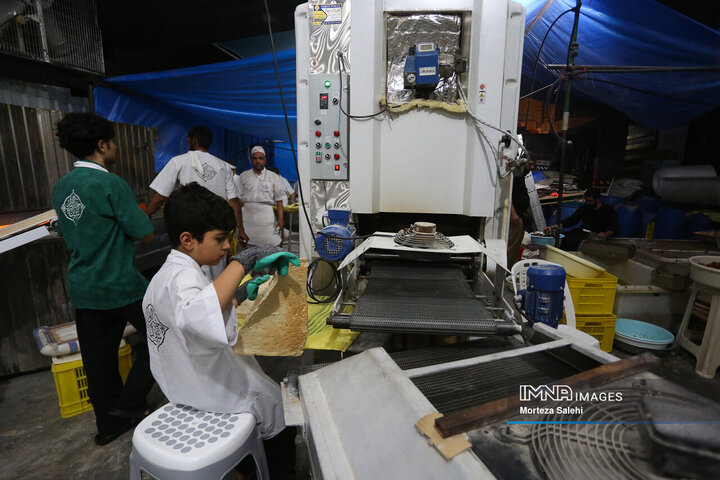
[173,271,238,348]
[149,158,180,197]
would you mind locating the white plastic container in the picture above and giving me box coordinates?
[689,256,720,289]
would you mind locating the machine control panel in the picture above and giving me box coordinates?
[309,74,348,180]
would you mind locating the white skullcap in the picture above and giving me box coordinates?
[251,146,266,157]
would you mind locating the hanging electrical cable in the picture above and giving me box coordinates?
[262,0,316,241]
[523,7,575,129]
[337,52,388,119]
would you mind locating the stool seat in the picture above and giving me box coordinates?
[676,283,720,379]
[130,403,269,479]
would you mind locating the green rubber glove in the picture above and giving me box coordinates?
[234,274,271,303]
[252,252,301,276]
[246,274,271,301]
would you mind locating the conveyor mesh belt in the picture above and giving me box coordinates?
[390,337,524,370]
[412,351,581,414]
[339,262,511,335]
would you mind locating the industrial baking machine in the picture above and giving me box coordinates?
[286,1,720,478]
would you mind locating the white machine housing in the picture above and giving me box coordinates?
[295,0,524,258]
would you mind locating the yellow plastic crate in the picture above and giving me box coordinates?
[567,271,618,315]
[51,344,133,418]
[576,314,617,352]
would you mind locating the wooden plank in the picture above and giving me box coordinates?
[0,209,56,240]
[434,353,661,438]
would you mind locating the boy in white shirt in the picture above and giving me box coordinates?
[143,182,299,477]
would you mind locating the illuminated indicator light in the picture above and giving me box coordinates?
[334,165,340,171]
[324,80,331,88]
[315,131,321,137]
[334,154,340,160]
[333,130,340,136]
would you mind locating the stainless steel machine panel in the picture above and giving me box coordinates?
[308,73,349,180]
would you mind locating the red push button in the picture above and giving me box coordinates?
[334,154,340,160]
[334,130,340,137]
[315,130,321,137]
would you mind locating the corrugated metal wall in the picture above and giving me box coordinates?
[0,79,89,113]
[0,103,157,214]
[0,103,157,376]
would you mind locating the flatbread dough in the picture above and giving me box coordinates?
[235,259,308,356]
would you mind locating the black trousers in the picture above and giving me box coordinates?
[75,300,155,436]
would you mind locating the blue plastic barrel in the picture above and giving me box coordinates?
[637,197,662,237]
[654,207,687,239]
[546,201,584,232]
[615,204,641,238]
[688,213,712,238]
[601,196,624,207]
[636,197,662,212]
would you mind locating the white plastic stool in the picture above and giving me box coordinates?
[129,403,269,480]
[676,284,720,379]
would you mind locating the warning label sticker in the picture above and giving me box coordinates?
[313,4,342,26]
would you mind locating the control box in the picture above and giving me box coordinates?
[309,73,349,180]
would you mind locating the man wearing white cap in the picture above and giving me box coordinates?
[234,146,285,246]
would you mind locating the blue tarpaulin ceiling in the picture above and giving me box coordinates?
[95,0,720,176]
[522,0,720,129]
[94,49,297,178]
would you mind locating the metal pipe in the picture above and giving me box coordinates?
[33,0,49,62]
[555,0,582,247]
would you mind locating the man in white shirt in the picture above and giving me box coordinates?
[268,166,296,204]
[234,146,285,246]
[144,126,248,244]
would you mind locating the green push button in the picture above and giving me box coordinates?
[324,80,331,88]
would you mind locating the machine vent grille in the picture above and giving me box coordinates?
[0,0,105,75]
[394,227,455,249]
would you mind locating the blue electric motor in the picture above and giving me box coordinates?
[315,208,355,261]
[523,264,566,328]
[404,42,439,90]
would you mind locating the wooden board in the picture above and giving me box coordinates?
[0,209,56,240]
[235,260,308,356]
